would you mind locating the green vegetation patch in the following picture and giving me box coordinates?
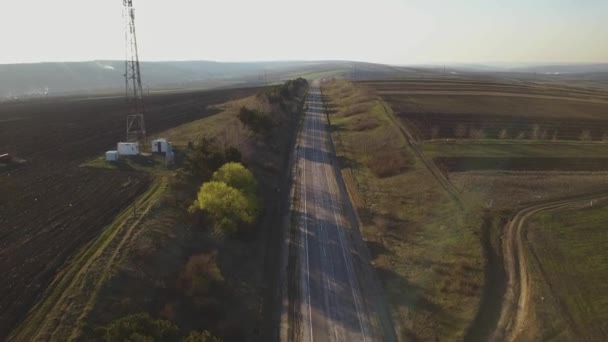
[525,200,608,341]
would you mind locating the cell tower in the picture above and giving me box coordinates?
[123,0,146,143]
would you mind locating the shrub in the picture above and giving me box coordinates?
[212,162,257,195]
[104,313,178,342]
[367,151,410,178]
[177,252,224,297]
[183,331,221,342]
[353,118,379,131]
[192,181,257,232]
[224,146,242,163]
[341,102,371,117]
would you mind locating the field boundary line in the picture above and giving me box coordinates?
[377,99,465,207]
[10,178,167,341]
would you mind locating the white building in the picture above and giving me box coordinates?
[151,138,169,153]
[117,142,139,155]
[105,150,119,161]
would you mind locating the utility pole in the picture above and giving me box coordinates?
[123,0,147,143]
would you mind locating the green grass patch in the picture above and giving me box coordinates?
[525,200,608,341]
[82,154,167,173]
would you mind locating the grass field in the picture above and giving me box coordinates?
[524,199,608,341]
[322,79,485,340]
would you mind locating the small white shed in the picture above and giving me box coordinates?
[117,142,139,155]
[151,138,169,153]
[105,150,119,161]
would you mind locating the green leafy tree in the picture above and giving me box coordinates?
[182,330,221,342]
[104,313,178,342]
[212,162,257,195]
[193,181,257,232]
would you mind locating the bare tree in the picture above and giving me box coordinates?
[454,124,467,139]
[531,124,540,140]
[579,129,592,141]
[498,128,509,140]
[469,127,486,139]
[430,126,440,140]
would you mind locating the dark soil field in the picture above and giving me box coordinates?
[0,87,259,338]
[362,79,608,141]
[436,157,608,172]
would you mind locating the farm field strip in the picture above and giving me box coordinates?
[11,178,168,341]
[423,141,608,158]
[377,90,608,104]
[359,80,608,99]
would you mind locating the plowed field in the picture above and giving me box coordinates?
[0,87,259,337]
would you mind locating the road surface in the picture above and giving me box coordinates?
[286,82,395,341]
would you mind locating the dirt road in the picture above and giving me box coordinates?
[492,193,608,341]
[285,83,395,341]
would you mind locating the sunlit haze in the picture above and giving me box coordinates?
[1,0,607,65]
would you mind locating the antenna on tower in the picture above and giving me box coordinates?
[123,0,146,143]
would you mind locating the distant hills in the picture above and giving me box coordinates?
[0,60,354,99]
[444,63,608,74]
[1,60,606,100]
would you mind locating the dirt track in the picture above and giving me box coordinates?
[492,192,608,341]
[0,87,259,338]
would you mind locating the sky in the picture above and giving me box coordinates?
[1,0,607,65]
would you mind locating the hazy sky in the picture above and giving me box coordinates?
[1,0,607,65]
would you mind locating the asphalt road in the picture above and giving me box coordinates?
[290,82,395,341]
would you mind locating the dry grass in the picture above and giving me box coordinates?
[322,79,485,341]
